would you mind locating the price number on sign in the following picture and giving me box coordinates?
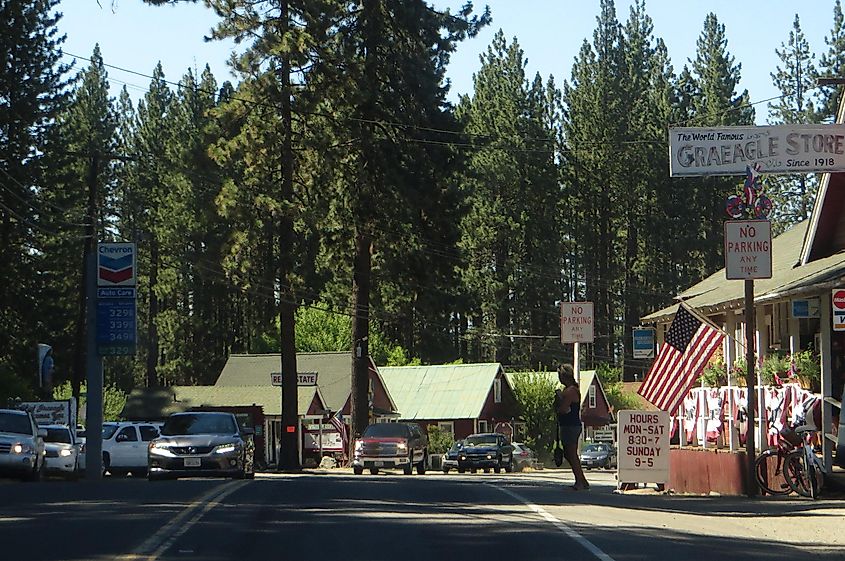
[109,307,133,318]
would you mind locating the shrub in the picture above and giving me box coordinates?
[426,425,454,454]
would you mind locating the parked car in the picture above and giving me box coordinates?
[353,422,428,475]
[42,424,80,480]
[442,440,465,473]
[511,442,539,471]
[0,408,46,481]
[93,421,163,476]
[457,433,514,473]
[147,412,255,481]
[580,442,617,470]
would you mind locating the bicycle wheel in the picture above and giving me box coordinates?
[754,448,792,496]
[786,449,824,499]
[785,450,813,498]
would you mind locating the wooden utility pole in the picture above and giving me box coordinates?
[277,0,301,471]
[71,152,99,400]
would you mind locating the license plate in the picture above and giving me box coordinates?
[184,457,201,467]
[373,461,383,467]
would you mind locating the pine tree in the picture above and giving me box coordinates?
[819,0,845,121]
[39,45,118,398]
[315,0,488,434]
[0,0,70,394]
[689,13,754,274]
[457,32,561,367]
[562,0,627,366]
[768,14,819,230]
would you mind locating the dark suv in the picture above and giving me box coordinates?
[353,422,428,475]
[457,433,514,473]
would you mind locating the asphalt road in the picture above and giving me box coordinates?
[2,469,845,561]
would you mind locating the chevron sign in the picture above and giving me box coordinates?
[97,243,136,287]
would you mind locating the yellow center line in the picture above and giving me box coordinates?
[120,480,250,561]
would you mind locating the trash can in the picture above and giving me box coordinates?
[429,454,443,470]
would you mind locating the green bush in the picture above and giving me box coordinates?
[426,425,454,454]
[53,381,127,422]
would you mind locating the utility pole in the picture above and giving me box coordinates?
[72,153,100,400]
[277,0,300,471]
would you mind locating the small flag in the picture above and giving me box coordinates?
[638,305,724,412]
[328,412,349,456]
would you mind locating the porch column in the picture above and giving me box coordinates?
[755,305,769,449]
[820,290,834,472]
[725,312,738,450]
[788,306,800,355]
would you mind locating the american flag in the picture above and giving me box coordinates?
[638,305,724,413]
[328,412,349,456]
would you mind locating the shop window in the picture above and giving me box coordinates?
[494,378,502,403]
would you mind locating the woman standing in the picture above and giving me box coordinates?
[555,364,589,490]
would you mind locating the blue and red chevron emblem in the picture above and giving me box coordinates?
[98,243,136,286]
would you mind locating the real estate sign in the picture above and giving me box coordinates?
[669,124,845,176]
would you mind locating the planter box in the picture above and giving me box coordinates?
[669,447,750,496]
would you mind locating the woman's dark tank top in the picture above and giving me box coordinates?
[556,385,581,426]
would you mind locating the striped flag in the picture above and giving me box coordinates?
[638,305,724,413]
[328,412,349,456]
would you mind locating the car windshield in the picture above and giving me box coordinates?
[584,444,608,453]
[45,428,72,443]
[162,414,237,436]
[362,424,410,438]
[465,434,497,446]
[102,424,118,440]
[0,413,32,435]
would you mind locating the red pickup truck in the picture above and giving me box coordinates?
[352,422,428,475]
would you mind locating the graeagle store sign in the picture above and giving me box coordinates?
[669,124,845,176]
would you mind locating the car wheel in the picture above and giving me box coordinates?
[442,467,450,474]
[353,466,364,475]
[458,467,465,474]
[416,452,426,475]
[147,471,163,482]
[403,460,413,475]
[369,467,379,475]
[504,458,513,473]
[470,468,477,474]
[494,457,502,474]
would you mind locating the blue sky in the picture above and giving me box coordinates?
[58,1,837,125]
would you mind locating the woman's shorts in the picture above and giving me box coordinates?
[559,424,582,446]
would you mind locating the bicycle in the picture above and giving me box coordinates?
[784,425,825,499]
[754,428,800,496]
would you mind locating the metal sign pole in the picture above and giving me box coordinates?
[744,279,758,497]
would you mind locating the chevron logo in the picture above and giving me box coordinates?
[98,243,136,287]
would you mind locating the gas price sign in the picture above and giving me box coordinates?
[617,410,670,484]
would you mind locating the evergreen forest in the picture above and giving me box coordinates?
[3,0,845,410]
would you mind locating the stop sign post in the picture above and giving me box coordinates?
[833,289,845,331]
